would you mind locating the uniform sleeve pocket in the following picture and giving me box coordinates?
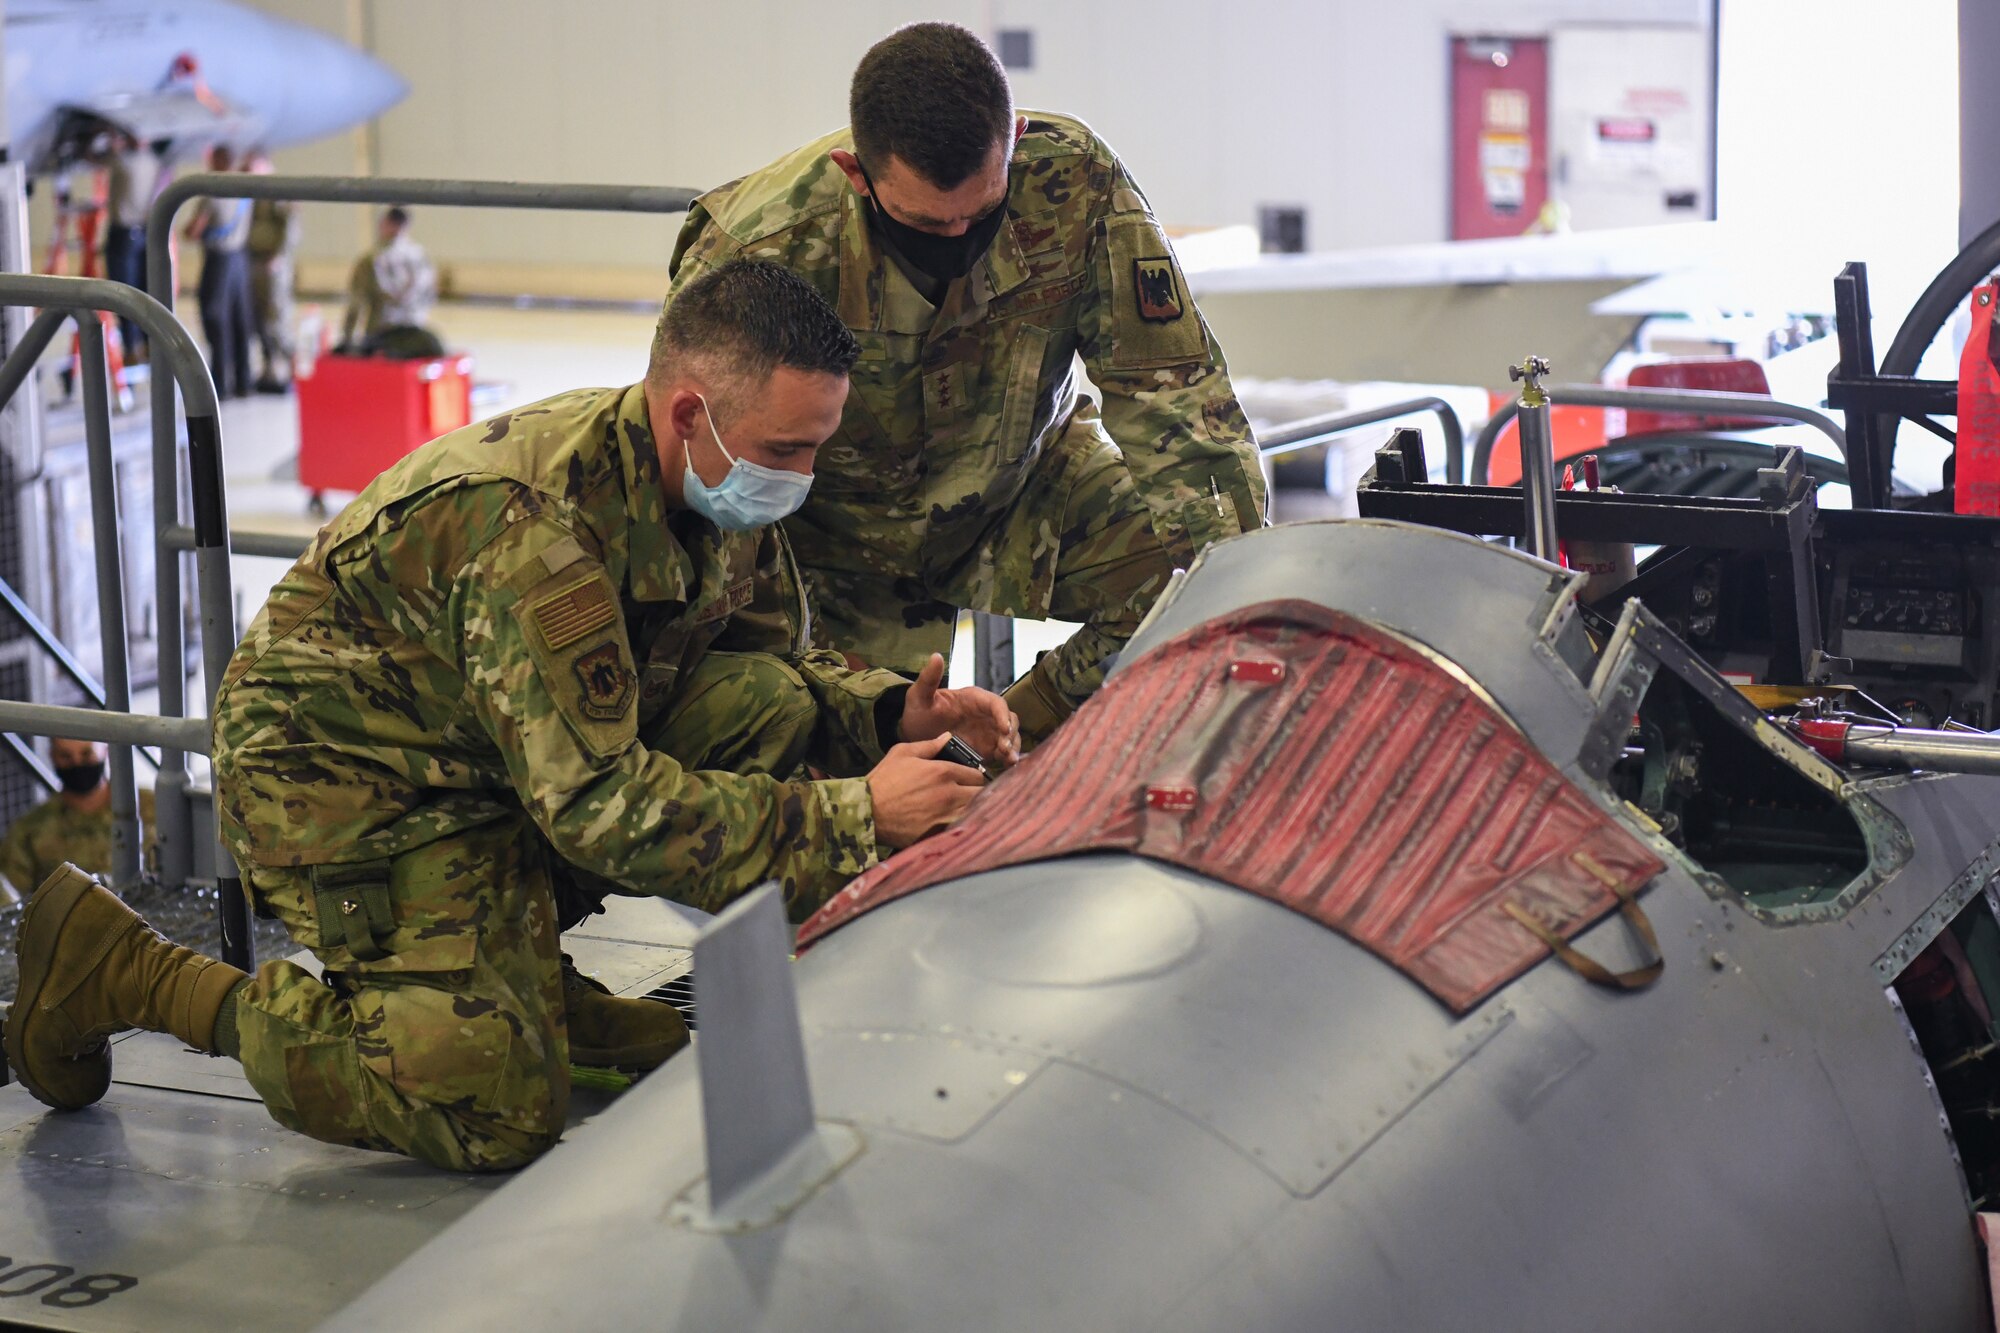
[508,565,639,763]
[1104,215,1207,371]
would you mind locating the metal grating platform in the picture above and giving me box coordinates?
[641,971,697,1030]
[0,882,296,1011]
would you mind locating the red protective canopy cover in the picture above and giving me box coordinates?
[799,601,1664,1014]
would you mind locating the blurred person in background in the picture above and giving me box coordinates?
[341,206,440,358]
[183,143,255,397]
[0,739,152,904]
[245,149,301,394]
[102,130,161,362]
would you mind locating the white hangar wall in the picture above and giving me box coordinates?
[245,0,1707,301]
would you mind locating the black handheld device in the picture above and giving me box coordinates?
[937,735,990,777]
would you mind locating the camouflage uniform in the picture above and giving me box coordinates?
[0,789,156,901]
[213,383,909,1170]
[668,112,1265,734]
[247,197,301,379]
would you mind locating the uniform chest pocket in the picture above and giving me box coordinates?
[814,332,925,494]
[989,324,1071,497]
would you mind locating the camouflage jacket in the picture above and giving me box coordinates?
[248,198,302,262]
[668,111,1265,598]
[213,384,908,912]
[0,788,155,900]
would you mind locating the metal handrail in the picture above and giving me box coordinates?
[0,274,240,953]
[133,174,704,962]
[1258,396,1467,485]
[1468,385,1850,486]
[147,175,702,563]
[1,733,56,792]
[0,574,161,770]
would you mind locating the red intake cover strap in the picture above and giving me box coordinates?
[799,600,1665,1014]
[1960,282,2000,516]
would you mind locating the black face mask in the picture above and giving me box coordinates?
[54,761,103,795]
[860,165,1010,284]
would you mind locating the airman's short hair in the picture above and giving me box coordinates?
[851,23,1013,190]
[649,259,859,409]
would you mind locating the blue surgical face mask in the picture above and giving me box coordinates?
[681,393,814,531]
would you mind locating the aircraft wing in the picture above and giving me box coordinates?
[60,87,252,148]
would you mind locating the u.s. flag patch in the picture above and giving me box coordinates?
[531,576,616,650]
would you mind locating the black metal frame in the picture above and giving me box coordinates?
[1824,261,1959,511]
[1358,431,1826,682]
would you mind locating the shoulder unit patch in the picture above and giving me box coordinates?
[573,642,634,720]
[1133,257,1185,323]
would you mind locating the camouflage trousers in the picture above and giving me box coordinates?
[250,254,294,375]
[802,406,1173,737]
[230,650,819,1172]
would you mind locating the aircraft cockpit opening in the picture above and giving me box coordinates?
[1893,897,2000,1214]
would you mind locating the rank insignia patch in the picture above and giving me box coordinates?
[573,643,633,720]
[1133,257,1185,323]
[532,576,616,650]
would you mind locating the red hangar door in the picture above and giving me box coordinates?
[1450,36,1549,240]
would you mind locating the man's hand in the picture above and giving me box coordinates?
[868,734,987,849]
[896,653,1021,767]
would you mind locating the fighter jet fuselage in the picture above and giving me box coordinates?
[7,0,405,171]
[321,520,2000,1332]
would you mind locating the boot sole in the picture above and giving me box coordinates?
[2,872,110,1110]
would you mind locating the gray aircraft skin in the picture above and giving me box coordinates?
[308,519,1996,1333]
[6,0,406,172]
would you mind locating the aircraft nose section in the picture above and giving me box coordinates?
[258,21,407,147]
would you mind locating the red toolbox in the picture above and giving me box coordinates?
[296,352,474,503]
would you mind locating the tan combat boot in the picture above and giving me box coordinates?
[561,955,689,1072]
[3,864,247,1111]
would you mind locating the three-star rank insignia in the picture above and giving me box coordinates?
[1133,256,1185,323]
[573,643,634,720]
